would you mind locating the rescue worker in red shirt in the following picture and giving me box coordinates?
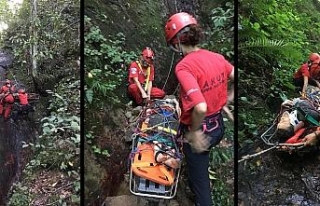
[0,79,15,121]
[293,53,320,97]
[127,47,165,105]
[164,12,234,206]
[12,88,32,121]
[17,88,29,105]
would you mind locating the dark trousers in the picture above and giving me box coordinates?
[182,112,224,206]
[12,104,33,120]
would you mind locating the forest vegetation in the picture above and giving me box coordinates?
[0,0,80,205]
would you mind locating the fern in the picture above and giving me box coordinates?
[239,38,294,51]
[239,37,302,63]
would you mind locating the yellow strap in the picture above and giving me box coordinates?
[132,162,156,168]
[157,126,177,135]
[136,61,150,91]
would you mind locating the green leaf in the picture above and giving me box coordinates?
[85,89,93,104]
[240,97,248,102]
[71,194,80,203]
[70,121,80,131]
[42,126,51,134]
[60,162,67,170]
[102,150,110,157]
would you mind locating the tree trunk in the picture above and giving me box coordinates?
[30,0,38,78]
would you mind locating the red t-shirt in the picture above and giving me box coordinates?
[0,85,10,94]
[175,49,233,125]
[128,61,155,85]
[310,64,320,80]
[18,93,28,105]
[293,62,320,79]
[293,63,310,79]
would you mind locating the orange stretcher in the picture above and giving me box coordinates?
[131,143,175,186]
[129,99,181,199]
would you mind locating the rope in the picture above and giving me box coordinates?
[238,145,277,163]
[134,101,182,159]
[174,0,178,12]
[276,142,306,147]
[162,52,175,91]
[173,84,179,96]
[238,142,308,163]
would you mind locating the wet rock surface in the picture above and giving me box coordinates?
[239,141,320,206]
[0,86,40,204]
[0,51,13,81]
[0,122,17,205]
[0,120,36,205]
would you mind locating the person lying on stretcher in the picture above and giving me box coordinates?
[276,97,320,146]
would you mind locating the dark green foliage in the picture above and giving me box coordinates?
[9,78,80,206]
[3,0,79,91]
[202,2,234,61]
[203,3,234,205]
[209,118,234,206]
[2,1,80,205]
[84,16,137,107]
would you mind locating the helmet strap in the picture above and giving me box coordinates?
[177,39,183,56]
[169,27,191,55]
[169,37,184,56]
[141,59,149,68]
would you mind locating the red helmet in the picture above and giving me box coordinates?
[141,47,154,64]
[309,53,320,63]
[164,12,197,44]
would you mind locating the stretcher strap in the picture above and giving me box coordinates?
[131,162,156,168]
[159,166,174,184]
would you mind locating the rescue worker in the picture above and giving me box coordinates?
[12,88,33,121]
[127,47,165,105]
[0,79,14,121]
[293,53,320,97]
[301,128,320,146]
[164,12,234,206]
